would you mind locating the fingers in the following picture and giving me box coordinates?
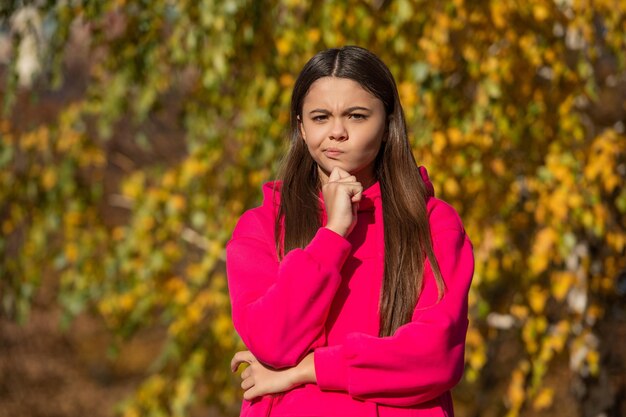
[235,356,257,397]
[241,377,254,390]
[329,166,342,182]
[337,170,353,180]
[327,169,361,199]
[343,183,362,202]
[230,350,256,372]
[325,172,362,199]
[329,167,356,183]
[328,166,355,182]
[239,363,262,402]
[230,350,265,402]
[243,385,261,401]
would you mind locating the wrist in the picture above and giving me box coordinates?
[287,365,304,389]
[290,352,316,387]
[325,224,347,237]
[300,352,317,384]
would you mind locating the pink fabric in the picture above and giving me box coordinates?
[226,166,474,417]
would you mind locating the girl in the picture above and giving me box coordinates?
[227,46,474,417]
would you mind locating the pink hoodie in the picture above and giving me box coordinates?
[226,166,474,417]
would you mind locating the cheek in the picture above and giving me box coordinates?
[356,129,384,153]
[302,124,324,146]
[364,140,383,159]
[301,127,322,158]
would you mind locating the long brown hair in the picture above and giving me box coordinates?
[275,46,445,337]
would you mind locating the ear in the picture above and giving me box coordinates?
[298,115,306,141]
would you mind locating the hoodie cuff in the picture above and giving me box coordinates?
[305,227,352,269]
[314,345,349,392]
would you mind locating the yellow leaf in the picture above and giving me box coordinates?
[307,28,321,43]
[65,242,79,262]
[174,286,191,305]
[491,158,506,176]
[170,195,186,212]
[490,3,507,29]
[587,349,600,375]
[119,293,134,311]
[444,177,460,197]
[510,304,529,321]
[533,387,554,410]
[112,226,125,241]
[42,168,57,190]
[532,4,549,21]
[164,241,180,258]
[162,171,176,188]
[399,82,417,108]
[280,73,294,88]
[586,304,603,323]
[432,131,446,155]
[276,37,292,56]
[507,362,529,409]
[141,215,155,231]
[551,271,574,301]
[447,127,463,145]
[529,228,557,274]
[468,346,487,369]
[568,193,583,209]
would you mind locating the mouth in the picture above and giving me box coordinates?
[323,148,343,158]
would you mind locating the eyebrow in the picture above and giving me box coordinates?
[308,106,372,115]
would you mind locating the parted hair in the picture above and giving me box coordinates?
[275,45,445,337]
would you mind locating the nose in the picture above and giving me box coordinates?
[329,118,348,141]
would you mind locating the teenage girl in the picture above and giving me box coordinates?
[227,45,474,417]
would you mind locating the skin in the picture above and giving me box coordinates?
[231,76,388,400]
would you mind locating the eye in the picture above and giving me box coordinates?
[349,113,368,120]
[311,115,328,122]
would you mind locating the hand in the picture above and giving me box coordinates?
[231,351,293,400]
[230,351,317,401]
[322,167,363,237]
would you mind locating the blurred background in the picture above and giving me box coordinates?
[0,1,625,416]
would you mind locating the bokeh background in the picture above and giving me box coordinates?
[1,1,625,416]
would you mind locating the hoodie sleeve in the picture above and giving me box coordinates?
[226,209,352,369]
[313,200,474,407]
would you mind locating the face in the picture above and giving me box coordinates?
[299,77,387,186]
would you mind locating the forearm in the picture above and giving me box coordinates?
[232,350,317,401]
[293,352,317,385]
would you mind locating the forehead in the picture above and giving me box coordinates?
[302,77,381,108]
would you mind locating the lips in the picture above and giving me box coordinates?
[323,148,343,158]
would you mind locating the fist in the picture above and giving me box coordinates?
[322,167,362,237]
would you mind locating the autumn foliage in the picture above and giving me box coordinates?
[1,1,625,416]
